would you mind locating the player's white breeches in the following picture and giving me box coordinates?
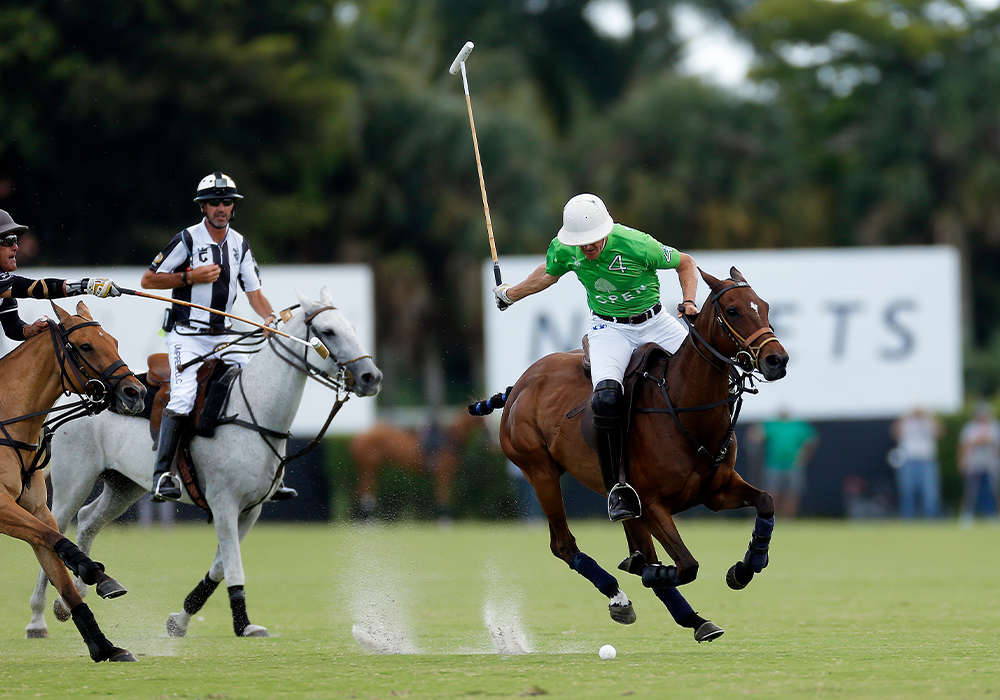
[586,310,689,389]
[165,329,247,414]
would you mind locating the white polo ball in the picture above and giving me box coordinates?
[598,644,617,660]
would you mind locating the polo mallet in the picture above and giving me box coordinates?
[119,287,329,359]
[449,41,502,286]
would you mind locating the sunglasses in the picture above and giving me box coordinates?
[0,234,18,247]
[205,198,235,207]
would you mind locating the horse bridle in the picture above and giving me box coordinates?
[0,316,137,501]
[686,281,780,375]
[638,281,778,468]
[268,304,373,391]
[49,318,137,404]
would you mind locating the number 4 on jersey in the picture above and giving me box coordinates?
[608,255,626,272]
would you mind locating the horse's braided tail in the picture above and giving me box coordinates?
[468,386,513,416]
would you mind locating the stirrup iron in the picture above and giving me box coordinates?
[152,472,182,502]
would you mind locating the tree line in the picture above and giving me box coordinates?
[2,0,999,402]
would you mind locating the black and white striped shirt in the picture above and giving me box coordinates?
[148,220,263,331]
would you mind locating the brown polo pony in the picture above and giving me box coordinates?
[349,410,486,519]
[471,267,788,643]
[1,301,145,662]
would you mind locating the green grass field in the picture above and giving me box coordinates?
[0,518,997,699]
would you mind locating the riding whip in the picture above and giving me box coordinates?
[118,287,329,359]
[449,41,502,286]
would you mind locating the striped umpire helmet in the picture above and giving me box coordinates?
[0,209,27,236]
[193,171,245,202]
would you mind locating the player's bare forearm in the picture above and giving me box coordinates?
[140,269,185,290]
[676,253,698,303]
[508,264,558,302]
[247,290,275,321]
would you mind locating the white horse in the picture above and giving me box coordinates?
[26,289,382,639]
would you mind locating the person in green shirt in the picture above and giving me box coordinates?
[749,409,818,518]
[494,193,699,521]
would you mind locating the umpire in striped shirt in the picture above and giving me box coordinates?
[141,172,296,503]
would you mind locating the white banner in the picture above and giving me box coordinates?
[2,265,376,434]
[484,247,962,421]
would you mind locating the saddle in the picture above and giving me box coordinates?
[145,354,240,446]
[574,342,673,455]
[112,354,240,512]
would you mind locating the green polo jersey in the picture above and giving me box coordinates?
[544,223,680,317]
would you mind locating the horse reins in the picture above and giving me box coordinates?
[197,304,367,513]
[637,283,778,468]
[0,318,138,501]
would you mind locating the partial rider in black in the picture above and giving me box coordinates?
[0,210,122,339]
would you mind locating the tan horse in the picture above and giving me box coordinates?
[474,267,789,643]
[349,411,486,519]
[1,301,145,662]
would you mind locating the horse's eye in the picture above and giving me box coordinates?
[324,329,337,338]
[725,308,740,319]
[79,343,93,352]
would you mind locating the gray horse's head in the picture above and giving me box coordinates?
[296,288,383,397]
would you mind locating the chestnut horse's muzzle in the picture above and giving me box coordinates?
[760,350,788,381]
[114,379,147,416]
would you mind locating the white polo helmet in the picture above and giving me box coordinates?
[557,193,614,246]
[193,171,244,202]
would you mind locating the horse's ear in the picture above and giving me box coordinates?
[698,267,723,290]
[320,286,334,306]
[50,301,71,323]
[729,267,747,283]
[75,300,94,320]
[295,288,316,314]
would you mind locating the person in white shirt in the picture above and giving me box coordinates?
[891,406,942,518]
[140,172,293,502]
[957,402,1000,525]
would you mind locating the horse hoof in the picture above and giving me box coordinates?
[96,577,127,599]
[609,601,636,625]
[166,613,189,638]
[726,561,754,590]
[240,624,270,637]
[53,598,71,622]
[694,621,724,643]
[25,627,48,639]
[106,647,138,662]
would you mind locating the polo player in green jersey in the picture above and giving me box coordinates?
[494,194,699,521]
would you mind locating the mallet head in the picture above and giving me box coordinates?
[309,337,330,360]
[449,41,475,75]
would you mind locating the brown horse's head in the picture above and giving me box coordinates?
[695,267,789,381]
[50,301,146,414]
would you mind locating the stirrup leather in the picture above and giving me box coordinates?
[608,482,641,522]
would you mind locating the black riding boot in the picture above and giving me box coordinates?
[151,410,185,502]
[593,379,641,522]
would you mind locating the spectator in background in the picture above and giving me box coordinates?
[748,409,818,518]
[957,402,1000,526]
[891,406,943,519]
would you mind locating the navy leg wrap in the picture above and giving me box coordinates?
[744,515,774,573]
[468,386,512,416]
[228,585,250,636]
[652,585,703,628]
[569,552,620,598]
[184,572,221,615]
